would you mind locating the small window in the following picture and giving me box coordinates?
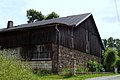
[20,44,52,61]
[32,44,52,60]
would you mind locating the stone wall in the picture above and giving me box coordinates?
[51,44,59,73]
[25,61,52,70]
[58,45,101,72]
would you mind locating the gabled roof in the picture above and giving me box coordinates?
[0,13,91,32]
[17,13,91,28]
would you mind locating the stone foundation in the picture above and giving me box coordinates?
[57,45,101,72]
[25,61,52,70]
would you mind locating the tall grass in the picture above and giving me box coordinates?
[0,50,39,80]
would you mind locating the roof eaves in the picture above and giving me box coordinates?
[0,23,69,33]
[75,13,92,27]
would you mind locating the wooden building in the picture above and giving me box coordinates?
[0,13,104,73]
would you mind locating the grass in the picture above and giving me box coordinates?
[0,51,39,80]
[38,73,118,80]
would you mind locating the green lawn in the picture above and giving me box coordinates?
[38,73,118,80]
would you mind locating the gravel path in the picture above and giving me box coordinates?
[86,75,120,80]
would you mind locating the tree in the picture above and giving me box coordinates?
[107,37,115,48]
[45,12,59,20]
[27,9,44,23]
[103,48,118,72]
[103,37,120,50]
[115,39,120,56]
[26,9,59,23]
[102,37,120,72]
[116,59,120,73]
[102,39,107,48]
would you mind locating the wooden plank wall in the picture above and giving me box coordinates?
[58,26,72,48]
[0,26,56,48]
[30,27,56,45]
[74,17,102,57]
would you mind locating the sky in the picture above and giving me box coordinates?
[0,0,120,39]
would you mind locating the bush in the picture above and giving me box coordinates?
[33,69,52,76]
[87,60,105,72]
[60,68,74,78]
[76,66,88,73]
[103,48,118,71]
[116,59,120,73]
[0,50,39,80]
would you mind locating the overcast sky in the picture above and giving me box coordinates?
[0,0,120,39]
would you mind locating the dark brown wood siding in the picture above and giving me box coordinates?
[0,30,29,47]
[30,27,56,45]
[58,26,72,48]
[73,16,102,57]
[0,26,56,47]
[74,26,86,52]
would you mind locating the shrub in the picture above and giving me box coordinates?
[33,69,52,76]
[87,60,105,72]
[97,63,105,72]
[103,48,119,71]
[0,50,39,80]
[60,68,74,78]
[76,66,88,73]
[116,59,120,73]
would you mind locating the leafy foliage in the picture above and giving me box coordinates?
[45,12,59,20]
[102,37,120,54]
[60,68,74,78]
[27,9,44,23]
[116,59,120,73]
[0,51,39,80]
[107,37,115,48]
[103,48,119,71]
[27,9,59,23]
[87,60,105,72]
[33,69,52,76]
[76,66,88,73]
[102,37,120,72]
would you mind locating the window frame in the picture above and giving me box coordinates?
[31,44,52,61]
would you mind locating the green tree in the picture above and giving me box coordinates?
[103,37,116,49]
[27,9,44,23]
[107,37,115,48]
[103,48,118,72]
[27,9,59,23]
[115,39,120,56]
[45,12,59,20]
[102,39,107,48]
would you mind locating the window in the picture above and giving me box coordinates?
[32,44,52,60]
[20,44,52,61]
